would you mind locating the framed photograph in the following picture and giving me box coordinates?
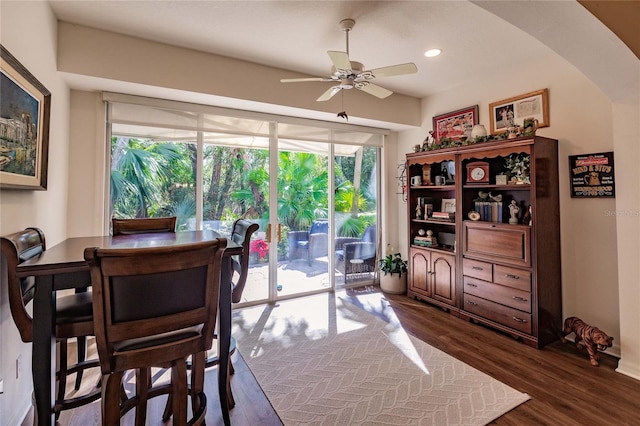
[489,88,549,135]
[441,198,456,213]
[1,45,50,190]
[568,152,615,198]
[432,105,479,143]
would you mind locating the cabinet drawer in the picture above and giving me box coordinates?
[493,264,531,292]
[463,222,531,268]
[463,277,531,313]
[463,258,492,282]
[463,294,532,334]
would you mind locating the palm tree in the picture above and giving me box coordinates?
[277,151,328,231]
[110,137,184,218]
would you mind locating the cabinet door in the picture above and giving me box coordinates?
[431,252,456,305]
[409,248,430,297]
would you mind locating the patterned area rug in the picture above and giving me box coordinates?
[233,293,530,425]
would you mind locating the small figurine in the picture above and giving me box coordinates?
[415,203,422,219]
[561,317,613,366]
[508,200,520,224]
[422,130,435,151]
[475,191,489,201]
[522,204,532,226]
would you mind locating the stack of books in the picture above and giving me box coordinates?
[431,211,455,222]
[414,236,438,247]
[474,201,503,223]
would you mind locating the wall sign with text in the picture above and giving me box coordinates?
[569,152,615,198]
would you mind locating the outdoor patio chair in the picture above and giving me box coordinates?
[336,225,377,281]
[287,219,329,265]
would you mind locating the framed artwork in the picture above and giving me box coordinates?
[568,152,615,198]
[1,45,50,190]
[489,88,549,135]
[432,105,479,143]
[441,198,456,213]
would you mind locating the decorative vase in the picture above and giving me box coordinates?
[471,124,487,139]
[380,273,407,294]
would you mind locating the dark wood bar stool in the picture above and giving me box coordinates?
[167,219,258,415]
[0,227,101,419]
[84,239,226,425]
[213,219,258,409]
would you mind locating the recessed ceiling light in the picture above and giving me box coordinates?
[424,49,442,58]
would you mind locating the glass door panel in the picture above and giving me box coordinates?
[276,142,331,298]
[202,136,270,304]
[334,145,379,288]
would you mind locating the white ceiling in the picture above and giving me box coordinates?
[49,0,555,101]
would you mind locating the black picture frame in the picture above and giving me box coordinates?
[1,44,50,190]
[568,152,615,198]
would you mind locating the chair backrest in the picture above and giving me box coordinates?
[111,216,177,236]
[84,239,226,374]
[310,219,329,235]
[362,225,377,243]
[230,219,259,303]
[0,227,46,342]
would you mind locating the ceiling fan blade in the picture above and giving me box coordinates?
[327,51,351,71]
[317,86,342,102]
[280,77,333,83]
[358,83,393,99]
[367,62,417,78]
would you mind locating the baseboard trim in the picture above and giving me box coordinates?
[616,359,640,381]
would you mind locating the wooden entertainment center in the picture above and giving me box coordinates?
[406,136,561,348]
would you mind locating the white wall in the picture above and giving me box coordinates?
[0,1,71,424]
[396,52,622,355]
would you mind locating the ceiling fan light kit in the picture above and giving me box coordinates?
[280,18,417,102]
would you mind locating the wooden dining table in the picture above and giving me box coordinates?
[15,230,239,426]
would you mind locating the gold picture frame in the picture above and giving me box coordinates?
[1,44,51,190]
[489,88,549,135]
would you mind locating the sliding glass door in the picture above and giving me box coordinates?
[107,96,383,306]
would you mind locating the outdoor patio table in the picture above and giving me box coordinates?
[15,230,240,425]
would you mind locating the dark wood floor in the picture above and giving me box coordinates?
[382,292,640,426]
[40,287,639,425]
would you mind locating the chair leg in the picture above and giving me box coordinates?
[190,352,205,414]
[74,336,87,390]
[162,391,173,422]
[171,360,188,425]
[227,358,235,409]
[102,372,124,426]
[55,340,68,421]
[135,368,150,426]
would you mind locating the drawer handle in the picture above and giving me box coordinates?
[512,316,528,323]
[467,283,478,288]
[472,266,484,271]
[505,274,520,279]
[512,296,528,302]
[466,300,478,306]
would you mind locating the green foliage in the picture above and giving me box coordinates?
[277,151,329,231]
[379,252,408,278]
[110,137,378,240]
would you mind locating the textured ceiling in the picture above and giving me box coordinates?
[48,0,554,100]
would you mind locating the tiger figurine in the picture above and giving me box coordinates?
[561,316,613,366]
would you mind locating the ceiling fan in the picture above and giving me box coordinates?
[280,18,418,102]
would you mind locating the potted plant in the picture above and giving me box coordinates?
[504,154,531,184]
[378,248,408,294]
